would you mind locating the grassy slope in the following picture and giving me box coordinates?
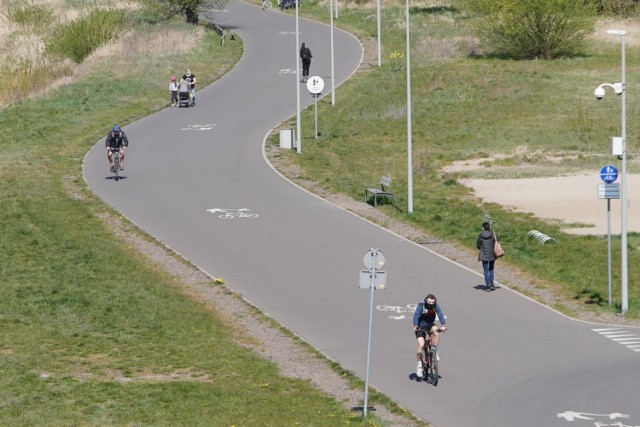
[267,0,640,316]
[0,10,386,427]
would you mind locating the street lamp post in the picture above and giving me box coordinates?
[594,29,628,314]
[405,0,413,213]
[295,0,301,153]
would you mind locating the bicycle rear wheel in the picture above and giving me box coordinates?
[429,350,439,386]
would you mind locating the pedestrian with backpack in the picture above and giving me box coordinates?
[300,42,312,83]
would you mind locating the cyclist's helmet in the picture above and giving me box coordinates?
[113,125,121,132]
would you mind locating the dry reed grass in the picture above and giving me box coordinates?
[0,0,200,107]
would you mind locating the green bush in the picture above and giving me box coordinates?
[467,0,596,60]
[45,8,126,63]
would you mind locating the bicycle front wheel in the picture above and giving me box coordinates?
[429,350,439,386]
[113,153,120,181]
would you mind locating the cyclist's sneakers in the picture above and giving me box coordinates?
[110,165,115,173]
[119,164,124,171]
[416,362,423,378]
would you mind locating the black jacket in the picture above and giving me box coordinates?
[477,229,496,262]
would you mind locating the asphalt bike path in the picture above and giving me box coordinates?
[85,2,640,426]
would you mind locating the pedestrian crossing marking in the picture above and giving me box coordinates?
[593,328,640,352]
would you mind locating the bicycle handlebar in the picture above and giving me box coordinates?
[416,327,446,334]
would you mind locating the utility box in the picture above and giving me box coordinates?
[611,136,623,156]
[279,128,295,149]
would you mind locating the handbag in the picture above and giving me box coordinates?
[493,232,504,258]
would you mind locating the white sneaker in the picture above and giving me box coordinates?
[416,362,423,377]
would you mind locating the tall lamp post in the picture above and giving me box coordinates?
[295,0,301,153]
[594,29,628,314]
[405,0,413,213]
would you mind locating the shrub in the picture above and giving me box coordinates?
[0,54,72,106]
[467,0,596,60]
[45,8,127,63]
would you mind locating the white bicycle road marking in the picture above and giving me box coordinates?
[376,304,417,320]
[206,208,259,219]
[557,411,639,426]
[181,124,217,131]
[593,328,640,353]
[278,31,299,35]
[278,69,298,74]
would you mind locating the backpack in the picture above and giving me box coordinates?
[302,49,310,60]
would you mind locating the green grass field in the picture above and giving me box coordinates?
[269,0,640,316]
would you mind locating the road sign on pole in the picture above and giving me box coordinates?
[600,165,618,184]
[306,76,324,94]
[598,183,620,199]
[307,77,324,140]
[359,249,386,417]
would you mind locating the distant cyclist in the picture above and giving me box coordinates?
[105,124,129,172]
[412,294,447,378]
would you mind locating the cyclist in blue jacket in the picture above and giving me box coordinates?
[412,294,447,377]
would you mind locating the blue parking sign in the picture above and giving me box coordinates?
[600,165,618,184]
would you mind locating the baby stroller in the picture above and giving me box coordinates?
[178,80,193,107]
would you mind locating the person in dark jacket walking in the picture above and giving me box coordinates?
[477,221,497,290]
[300,42,312,83]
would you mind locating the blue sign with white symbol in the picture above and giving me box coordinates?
[600,165,618,184]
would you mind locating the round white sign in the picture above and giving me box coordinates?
[306,76,324,94]
[363,249,385,270]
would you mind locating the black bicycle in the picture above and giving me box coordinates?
[109,147,122,181]
[418,328,444,386]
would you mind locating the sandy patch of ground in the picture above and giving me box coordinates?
[461,173,639,235]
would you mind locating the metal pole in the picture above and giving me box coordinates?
[363,251,377,418]
[607,198,612,305]
[330,0,335,105]
[406,0,413,213]
[296,1,302,153]
[314,95,318,139]
[620,32,628,314]
[376,0,381,66]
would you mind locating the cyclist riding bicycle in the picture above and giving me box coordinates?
[412,294,447,378]
[105,124,129,172]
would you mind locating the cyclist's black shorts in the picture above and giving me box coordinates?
[415,323,436,339]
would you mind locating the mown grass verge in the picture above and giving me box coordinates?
[267,0,640,317]
[0,7,388,425]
